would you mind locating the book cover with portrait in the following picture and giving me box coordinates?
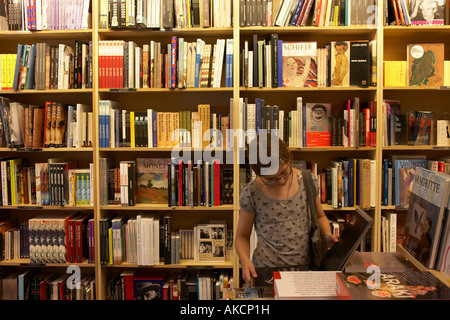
[304,103,332,147]
[408,0,446,25]
[330,41,350,87]
[407,43,444,87]
[281,41,317,87]
[402,167,450,269]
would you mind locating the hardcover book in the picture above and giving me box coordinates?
[304,103,331,147]
[281,41,317,87]
[336,271,450,300]
[407,43,444,87]
[402,167,450,269]
[393,159,427,207]
[136,158,170,204]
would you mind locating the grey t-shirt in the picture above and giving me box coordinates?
[239,171,320,268]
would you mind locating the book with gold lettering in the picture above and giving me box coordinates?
[136,158,170,204]
[282,41,317,87]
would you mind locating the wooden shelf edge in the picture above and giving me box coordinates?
[101,260,234,269]
[101,204,235,211]
[0,259,95,267]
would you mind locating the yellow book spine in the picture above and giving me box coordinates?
[109,227,113,265]
[130,111,135,148]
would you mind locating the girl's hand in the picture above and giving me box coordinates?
[241,260,258,287]
[323,233,340,249]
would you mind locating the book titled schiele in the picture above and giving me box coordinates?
[282,41,317,88]
[402,167,450,269]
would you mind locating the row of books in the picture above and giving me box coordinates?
[98,37,232,89]
[241,36,377,88]
[0,41,93,91]
[0,0,91,31]
[0,99,93,149]
[0,212,94,264]
[239,97,376,148]
[243,0,377,27]
[98,158,233,208]
[107,269,234,300]
[0,268,96,300]
[98,102,232,149]
[385,0,446,26]
[320,158,377,209]
[100,214,228,266]
[100,0,233,29]
[0,157,93,207]
[382,154,450,207]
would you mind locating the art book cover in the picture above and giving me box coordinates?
[136,158,169,204]
[281,41,317,87]
[394,159,427,207]
[304,103,331,147]
[407,43,444,87]
[197,222,226,263]
[336,271,450,300]
[133,270,167,300]
[402,167,450,269]
[330,41,350,87]
[408,0,446,25]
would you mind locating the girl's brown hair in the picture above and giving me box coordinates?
[249,133,293,176]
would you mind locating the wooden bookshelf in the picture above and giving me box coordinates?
[0,0,449,300]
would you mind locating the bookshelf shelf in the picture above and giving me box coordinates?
[0,258,94,267]
[0,205,94,210]
[240,87,377,92]
[239,26,377,37]
[0,89,93,94]
[0,147,94,152]
[289,147,377,152]
[98,27,234,38]
[0,29,93,41]
[98,147,233,152]
[100,204,235,211]
[383,87,449,91]
[382,145,437,151]
[98,88,233,93]
[102,260,234,269]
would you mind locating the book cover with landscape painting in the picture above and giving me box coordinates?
[136,158,169,204]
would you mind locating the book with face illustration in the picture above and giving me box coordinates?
[304,103,332,147]
[281,41,317,87]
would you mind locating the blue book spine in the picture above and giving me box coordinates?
[194,40,201,88]
[26,44,37,89]
[342,160,348,207]
[99,101,104,148]
[13,44,23,90]
[277,40,283,86]
[115,109,120,148]
[383,159,389,206]
[152,111,158,147]
[290,0,305,26]
[347,158,354,207]
[105,102,110,148]
[356,159,360,206]
[255,98,261,134]
[302,103,306,147]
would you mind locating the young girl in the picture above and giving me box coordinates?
[235,134,339,286]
